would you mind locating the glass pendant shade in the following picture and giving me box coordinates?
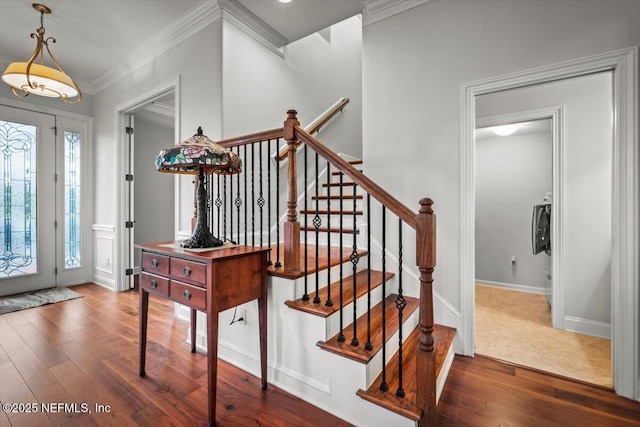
[2,62,79,98]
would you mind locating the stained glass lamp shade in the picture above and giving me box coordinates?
[156,127,242,248]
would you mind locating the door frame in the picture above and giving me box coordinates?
[460,47,638,399]
[114,76,180,292]
[0,98,94,292]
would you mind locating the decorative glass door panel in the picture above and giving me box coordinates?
[0,106,56,296]
[1,120,37,277]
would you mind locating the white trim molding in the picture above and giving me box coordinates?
[92,2,220,94]
[363,0,432,26]
[460,47,638,400]
[218,0,287,58]
[564,316,611,340]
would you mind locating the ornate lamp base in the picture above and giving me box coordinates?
[180,167,224,249]
[180,229,223,248]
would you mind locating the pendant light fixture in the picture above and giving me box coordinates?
[2,3,82,104]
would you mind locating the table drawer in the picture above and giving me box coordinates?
[140,272,169,297]
[142,252,170,275]
[170,280,206,311]
[170,258,206,287]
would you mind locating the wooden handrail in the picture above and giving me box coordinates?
[217,127,284,149]
[277,97,350,160]
[293,124,417,229]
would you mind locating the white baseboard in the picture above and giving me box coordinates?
[564,316,611,339]
[476,279,548,295]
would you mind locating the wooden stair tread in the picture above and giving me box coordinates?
[356,324,457,421]
[311,195,363,200]
[323,182,357,187]
[317,294,419,363]
[332,169,362,175]
[301,226,359,234]
[267,244,367,279]
[299,209,363,215]
[348,159,363,165]
[285,270,394,317]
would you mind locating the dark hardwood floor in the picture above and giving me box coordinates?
[1,283,639,426]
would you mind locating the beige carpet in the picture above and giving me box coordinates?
[475,284,612,388]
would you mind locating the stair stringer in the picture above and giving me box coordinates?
[189,273,415,427]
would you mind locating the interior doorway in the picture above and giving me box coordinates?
[460,48,638,399]
[473,114,612,387]
[115,77,179,292]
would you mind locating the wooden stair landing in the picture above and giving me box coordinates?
[267,244,367,279]
[317,294,419,364]
[285,270,394,317]
[356,324,456,420]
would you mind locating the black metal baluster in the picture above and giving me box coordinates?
[244,145,247,246]
[337,172,345,342]
[215,175,221,238]
[223,175,227,241]
[209,176,214,233]
[303,145,309,301]
[313,152,321,304]
[365,193,373,351]
[325,161,333,307]
[350,182,359,347]
[230,164,233,243]
[235,146,241,244]
[274,139,281,268]
[396,219,406,398]
[267,139,273,265]
[251,143,255,246]
[380,205,388,391]
[258,142,265,251]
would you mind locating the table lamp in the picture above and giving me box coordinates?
[155,127,242,248]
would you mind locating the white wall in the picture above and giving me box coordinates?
[222,16,362,155]
[476,72,613,327]
[362,0,638,326]
[92,21,223,288]
[475,129,552,291]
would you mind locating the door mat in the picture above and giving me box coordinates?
[0,287,83,315]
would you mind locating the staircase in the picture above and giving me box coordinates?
[280,158,456,424]
[193,102,457,426]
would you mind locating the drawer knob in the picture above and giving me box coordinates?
[150,280,158,289]
[183,266,192,276]
[151,259,159,268]
[183,289,192,300]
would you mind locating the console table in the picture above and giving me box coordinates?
[136,241,270,427]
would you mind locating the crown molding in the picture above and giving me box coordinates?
[218,0,287,58]
[362,0,432,26]
[90,1,222,95]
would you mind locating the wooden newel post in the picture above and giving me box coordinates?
[283,110,301,272]
[415,198,436,427]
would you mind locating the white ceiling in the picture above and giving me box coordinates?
[0,0,366,95]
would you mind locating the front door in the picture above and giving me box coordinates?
[1,105,56,296]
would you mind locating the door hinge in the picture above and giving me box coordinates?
[54,267,58,275]
[125,221,134,228]
[125,268,134,276]
[125,126,134,135]
[54,173,58,182]
[52,126,57,136]
[54,220,57,228]
[125,174,133,182]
